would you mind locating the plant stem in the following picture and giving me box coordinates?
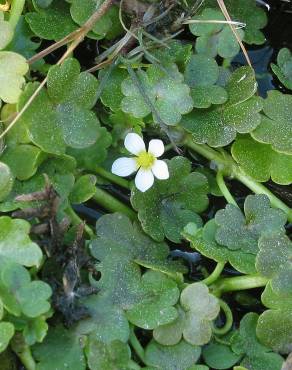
[216,171,238,206]
[65,206,94,238]
[185,137,292,222]
[94,166,130,189]
[202,262,225,286]
[12,338,36,370]
[93,187,136,220]
[212,299,233,335]
[8,0,25,29]
[129,327,146,365]
[211,275,269,297]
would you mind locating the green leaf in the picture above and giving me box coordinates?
[76,294,129,343]
[223,0,267,45]
[258,284,292,354]
[0,12,13,50]
[215,194,287,254]
[183,219,255,275]
[231,313,283,370]
[271,48,292,90]
[90,213,186,310]
[181,67,262,147]
[126,270,179,330]
[70,1,121,39]
[256,232,292,296]
[0,51,28,104]
[151,40,193,70]
[189,8,244,59]
[0,256,51,317]
[232,135,292,185]
[1,144,45,181]
[184,54,227,108]
[0,322,14,353]
[131,157,208,242]
[252,90,292,154]
[33,326,86,370]
[67,124,112,171]
[154,283,219,346]
[121,63,193,125]
[15,281,52,317]
[99,67,128,112]
[0,217,42,267]
[145,340,201,370]
[0,162,13,201]
[22,316,49,346]
[6,16,41,64]
[26,0,78,41]
[85,337,132,370]
[257,310,292,354]
[70,175,97,204]
[203,333,241,369]
[18,58,100,155]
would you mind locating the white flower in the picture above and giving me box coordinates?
[111,133,169,192]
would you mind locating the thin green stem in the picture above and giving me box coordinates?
[129,327,146,365]
[65,206,94,238]
[212,299,233,335]
[93,187,136,220]
[8,0,25,29]
[185,137,292,222]
[216,171,238,206]
[202,262,225,286]
[211,275,269,297]
[93,166,130,189]
[13,345,36,370]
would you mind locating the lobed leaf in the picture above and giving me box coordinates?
[271,48,292,90]
[131,156,208,243]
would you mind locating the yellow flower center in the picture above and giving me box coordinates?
[136,151,155,169]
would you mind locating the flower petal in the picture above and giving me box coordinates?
[111,157,138,177]
[148,139,165,158]
[151,160,169,180]
[124,133,145,155]
[135,168,154,192]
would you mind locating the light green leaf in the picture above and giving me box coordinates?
[131,157,208,243]
[0,217,42,267]
[0,12,13,50]
[0,51,28,104]
[1,144,45,181]
[252,90,292,154]
[232,135,292,185]
[0,162,14,201]
[0,322,14,353]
